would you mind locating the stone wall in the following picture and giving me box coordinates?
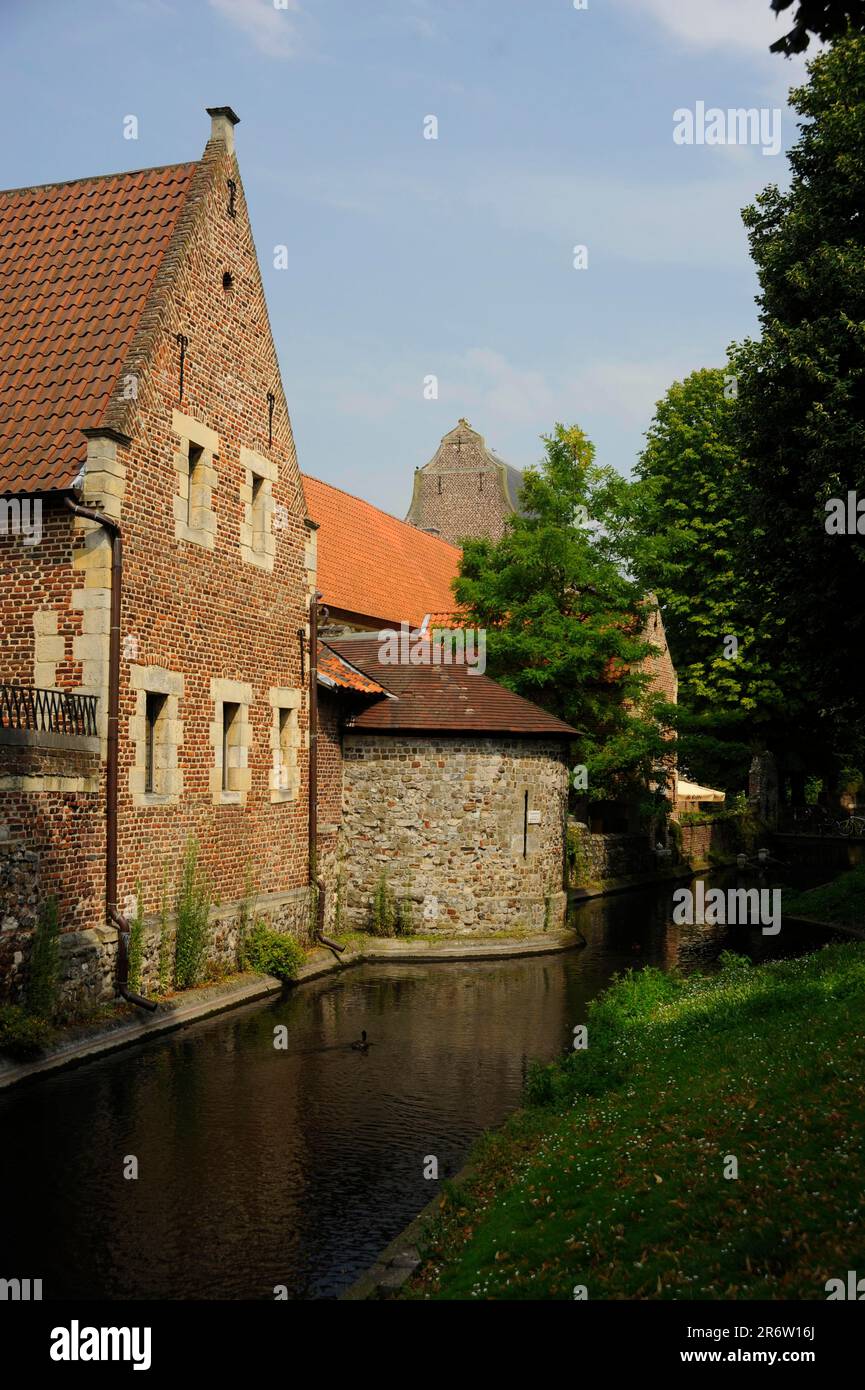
[340,733,568,935]
[567,823,659,889]
[0,734,103,936]
[0,836,39,1003]
[567,813,759,893]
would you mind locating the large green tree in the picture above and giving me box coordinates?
[604,368,782,794]
[730,31,865,788]
[769,2,865,56]
[453,424,673,814]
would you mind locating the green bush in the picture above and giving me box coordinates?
[244,921,305,980]
[236,863,256,970]
[157,870,172,995]
[370,872,395,936]
[174,838,213,990]
[395,892,414,937]
[25,896,60,1018]
[128,882,145,993]
[0,1004,52,1059]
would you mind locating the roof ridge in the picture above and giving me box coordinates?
[0,161,199,200]
[302,472,462,555]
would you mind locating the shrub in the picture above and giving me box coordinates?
[174,838,213,990]
[0,1004,52,1059]
[370,872,396,937]
[25,896,60,1019]
[128,882,145,993]
[157,869,172,996]
[244,921,305,981]
[395,892,414,937]
[236,862,256,970]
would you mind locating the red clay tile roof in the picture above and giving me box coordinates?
[317,640,389,696]
[303,474,462,628]
[0,161,197,495]
[326,634,577,737]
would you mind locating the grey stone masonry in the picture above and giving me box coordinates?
[340,734,569,934]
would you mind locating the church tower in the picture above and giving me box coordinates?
[405,419,525,545]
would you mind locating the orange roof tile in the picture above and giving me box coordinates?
[0,162,197,494]
[317,640,389,695]
[303,474,462,629]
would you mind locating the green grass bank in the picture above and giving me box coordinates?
[404,944,865,1300]
[784,865,865,930]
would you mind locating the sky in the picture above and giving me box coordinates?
[1,0,816,514]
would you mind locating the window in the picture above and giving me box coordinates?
[144,692,167,794]
[268,687,301,802]
[128,667,184,807]
[172,410,219,550]
[251,474,267,554]
[277,707,295,788]
[239,446,278,571]
[187,443,204,528]
[209,679,253,805]
[222,702,240,793]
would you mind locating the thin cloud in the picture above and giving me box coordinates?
[208,0,302,58]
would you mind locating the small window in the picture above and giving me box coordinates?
[222,701,240,793]
[144,692,167,795]
[187,443,204,527]
[251,475,267,553]
[277,707,295,789]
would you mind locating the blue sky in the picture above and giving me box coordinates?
[2,0,813,513]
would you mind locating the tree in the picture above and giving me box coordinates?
[611,368,783,716]
[605,368,781,794]
[453,424,673,815]
[769,2,864,57]
[730,32,865,792]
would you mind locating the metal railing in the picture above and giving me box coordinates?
[0,684,99,738]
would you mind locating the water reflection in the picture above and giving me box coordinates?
[0,872,826,1300]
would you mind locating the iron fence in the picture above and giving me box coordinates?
[0,684,99,738]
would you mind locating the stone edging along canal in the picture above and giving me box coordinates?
[0,928,581,1092]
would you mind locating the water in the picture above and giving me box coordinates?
[0,873,828,1300]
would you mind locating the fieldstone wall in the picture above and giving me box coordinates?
[64,885,314,1010]
[0,836,39,1003]
[340,733,569,935]
[567,823,658,889]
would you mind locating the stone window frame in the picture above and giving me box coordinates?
[209,678,253,806]
[268,687,302,803]
[172,410,219,550]
[239,446,277,572]
[128,666,184,807]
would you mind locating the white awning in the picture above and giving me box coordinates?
[676,778,726,803]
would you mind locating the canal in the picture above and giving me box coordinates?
[0,873,827,1300]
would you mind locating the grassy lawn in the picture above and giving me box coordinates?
[784,865,865,929]
[404,944,865,1300]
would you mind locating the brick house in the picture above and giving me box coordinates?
[0,108,316,1004]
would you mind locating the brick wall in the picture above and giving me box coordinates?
[406,425,518,545]
[340,733,568,934]
[1,125,315,1003]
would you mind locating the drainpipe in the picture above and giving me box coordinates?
[308,589,344,957]
[64,495,157,1011]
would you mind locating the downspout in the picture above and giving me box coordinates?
[308,589,344,957]
[64,495,157,1011]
